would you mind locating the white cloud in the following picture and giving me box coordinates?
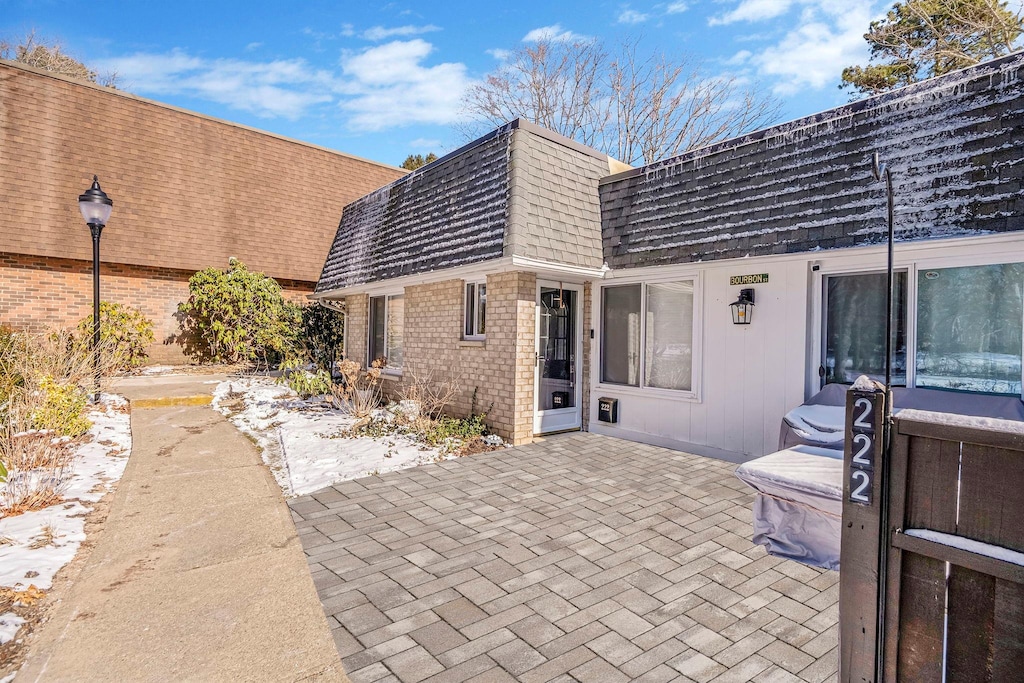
[409,137,442,150]
[96,40,472,131]
[522,24,586,42]
[618,9,650,24]
[724,49,753,66]
[245,42,263,51]
[362,24,442,41]
[712,0,880,95]
[486,48,511,61]
[709,0,795,25]
[95,50,335,119]
[338,39,473,130]
[666,1,689,13]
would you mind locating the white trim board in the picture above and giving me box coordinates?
[314,255,607,300]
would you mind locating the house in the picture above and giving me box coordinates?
[315,53,1024,459]
[0,59,405,362]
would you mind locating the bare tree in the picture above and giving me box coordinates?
[461,37,779,165]
[0,30,119,88]
[463,39,608,149]
[608,40,779,165]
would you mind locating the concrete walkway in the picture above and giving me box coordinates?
[291,433,839,683]
[18,375,347,682]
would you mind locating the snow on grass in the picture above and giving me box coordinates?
[138,365,177,376]
[212,377,453,497]
[0,395,131,644]
[0,613,26,648]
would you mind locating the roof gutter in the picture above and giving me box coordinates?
[312,255,608,300]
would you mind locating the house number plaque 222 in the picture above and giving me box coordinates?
[846,389,883,506]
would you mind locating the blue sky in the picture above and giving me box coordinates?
[5,0,1021,166]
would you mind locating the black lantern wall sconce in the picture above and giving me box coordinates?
[729,288,755,325]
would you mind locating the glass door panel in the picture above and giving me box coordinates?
[536,284,581,433]
[823,272,907,386]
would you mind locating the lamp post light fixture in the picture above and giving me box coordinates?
[729,288,755,325]
[78,176,113,403]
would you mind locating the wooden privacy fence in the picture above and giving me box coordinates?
[840,386,1024,682]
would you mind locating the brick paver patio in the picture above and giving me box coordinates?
[288,433,839,683]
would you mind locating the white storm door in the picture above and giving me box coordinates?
[534,282,583,434]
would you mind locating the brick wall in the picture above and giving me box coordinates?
[0,252,313,363]
[344,272,537,444]
[510,272,538,443]
[343,294,369,367]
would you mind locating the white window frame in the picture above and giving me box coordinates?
[811,253,1024,398]
[596,272,703,402]
[817,267,912,388]
[464,279,486,341]
[368,292,404,375]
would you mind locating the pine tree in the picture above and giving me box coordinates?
[400,153,438,171]
[841,0,1023,96]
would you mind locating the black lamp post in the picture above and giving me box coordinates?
[870,151,895,681]
[78,176,113,403]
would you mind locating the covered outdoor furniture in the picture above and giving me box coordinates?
[739,384,1024,570]
[779,383,1024,451]
[735,445,844,570]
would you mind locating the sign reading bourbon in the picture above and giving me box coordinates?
[729,273,769,286]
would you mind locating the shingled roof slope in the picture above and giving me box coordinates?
[316,127,512,292]
[600,52,1024,269]
[316,120,615,294]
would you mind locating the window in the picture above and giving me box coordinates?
[645,282,694,391]
[916,263,1024,395]
[823,272,908,385]
[820,262,1024,396]
[601,285,640,386]
[368,294,404,370]
[601,280,696,393]
[464,281,486,339]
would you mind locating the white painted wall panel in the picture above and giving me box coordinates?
[589,233,1024,461]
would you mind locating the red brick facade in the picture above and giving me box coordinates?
[0,252,312,363]
[0,59,403,360]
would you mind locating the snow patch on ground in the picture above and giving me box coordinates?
[0,396,131,592]
[138,365,177,376]
[0,613,26,646]
[212,378,452,497]
[0,395,131,643]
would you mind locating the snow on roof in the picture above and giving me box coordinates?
[600,53,1024,269]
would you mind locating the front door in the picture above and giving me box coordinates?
[534,282,582,434]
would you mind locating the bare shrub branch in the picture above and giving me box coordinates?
[398,370,462,420]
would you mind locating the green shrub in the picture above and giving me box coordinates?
[76,301,155,371]
[277,358,333,398]
[31,375,91,437]
[419,414,488,447]
[300,304,344,372]
[176,258,301,366]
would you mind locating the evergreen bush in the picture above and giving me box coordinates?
[76,302,155,371]
[176,258,301,366]
[31,376,91,437]
[300,304,344,372]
